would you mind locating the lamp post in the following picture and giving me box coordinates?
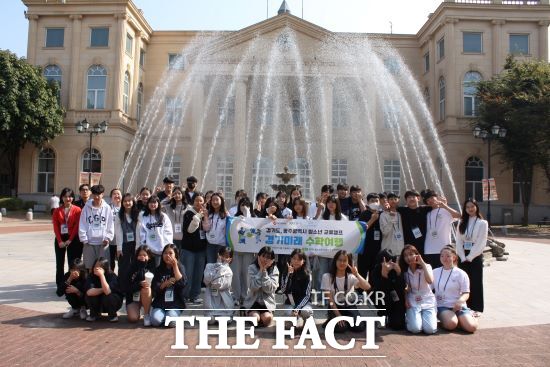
[75,119,108,185]
[473,124,507,225]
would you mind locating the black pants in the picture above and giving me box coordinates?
[109,244,118,272]
[118,241,136,294]
[459,255,484,312]
[86,293,123,317]
[326,305,365,333]
[66,293,86,309]
[54,237,83,291]
[424,254,442,269]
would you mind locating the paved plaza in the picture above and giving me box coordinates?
[1,219,550,366]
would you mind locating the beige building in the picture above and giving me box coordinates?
[17,0,550,224]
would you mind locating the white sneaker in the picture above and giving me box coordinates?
[79,308,88,320]
[62,308,77,319]
[86,315,96,322]
[143,315,151,327]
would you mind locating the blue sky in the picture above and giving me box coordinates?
[1,0,443,58]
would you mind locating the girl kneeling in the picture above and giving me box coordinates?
[59,258,88,320]
[281,249,313,323]
[204,246,234,321]
[126,245,155,326]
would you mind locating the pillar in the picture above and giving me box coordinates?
[491,19,505,75]
[233,76,248,191]
[539,20,549,62]
[26,14,39,64]
[69,14,83,110]
[112,13,127,115]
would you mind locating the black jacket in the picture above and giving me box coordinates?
[126,259,156,304]
[57,272,87,297]
[181,209,207,252]
[281,270,312,310]
[85,272,123,297]
[397,206,432,254]
[151,262,187,309]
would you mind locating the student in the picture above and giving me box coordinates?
[53,187,82,295]
[434,246,478,333]
[321,250,370,333]
[421,189,461,268]
[59,258,88,320]
[231,197,256,307]
[281,249,313,323]
[164,186,187,253]
[399,245,437,334]
[151,244,187,327]
[204,190,214,207]
[379,192,390,211]
[49,193,60,215]
[136,187,151,212]
[397,190,433,256]
[346,185,367,221]
[85,257,123,322]
[137,195,173,267]
[308,184,334,219]
[108,188,122,272]
[204,246,234,321]
[74,184,90,209]
[78,185,115,270]
[126,245,155,326]
[291,197,309,219]
[357,193,382,280]
[229,189,247,216]
[322,194,348,221]
[264,197,283,220]
[456,199,488,316]
[253,192,268,217]
[287,188,302,209]
[379,192,405,256]
[370,248,406,330]
[115,193,139,295]
[336,183,350,215]
[275,191,292,218]
[203,192,229,264]
[184,176,198,204]
[244,246,279,327]
[157,176,175,202]
[181,193,208,304]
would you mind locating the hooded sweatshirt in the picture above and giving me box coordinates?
[78,199,114,246]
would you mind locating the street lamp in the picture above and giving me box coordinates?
[75,119,109,185]
[472,124,507,225]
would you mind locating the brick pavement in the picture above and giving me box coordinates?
[1,304,549,367]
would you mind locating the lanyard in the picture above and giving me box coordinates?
[466,217,478,240]
[407,269,421,293]
[429,208,440,232]
[333,274,349,293]
[210,213,221,231]
[175,204,185,224]
[437,267,454,293]
[63,205,71,225]
[391,213,401,232]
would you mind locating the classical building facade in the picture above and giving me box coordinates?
[17,0,550,224]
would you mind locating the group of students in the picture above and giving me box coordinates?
[52,176,487,334]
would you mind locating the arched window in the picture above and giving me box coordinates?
[465,156,483,202]
[82,148,102,173]
[137,83,143,123]
[123,72,130,114]
[439,77,446,121]
[87,65,107,109]
[289,158,311,198]
[463,71,482,117]
[37,148,55,193]
[43,65,62,102]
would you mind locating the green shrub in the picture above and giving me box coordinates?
[0,197,24,211]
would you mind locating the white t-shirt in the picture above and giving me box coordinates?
[405,265,436,309]
[424,209,457,255]
[321,273,358,304]
[432,266,470,308]
[281,207,292,218]
[49,196,60,209]
[228,205,238,216]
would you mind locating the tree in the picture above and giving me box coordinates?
[476,56,550,226]
[0,49,64,195]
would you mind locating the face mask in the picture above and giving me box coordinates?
[369,203,379,211]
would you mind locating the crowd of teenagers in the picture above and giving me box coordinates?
[52,175,487,333]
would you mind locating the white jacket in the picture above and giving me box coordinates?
[456,217,488,262]
[78,199,114,246]
[137,211,173,255]
[203,261,234,316]
[379,211,405,255]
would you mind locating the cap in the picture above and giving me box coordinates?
[163,176,175,184]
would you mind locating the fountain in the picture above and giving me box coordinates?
[117,1,460,206]
[270,166,302,195]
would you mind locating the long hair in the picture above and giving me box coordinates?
[119,193,139,223]
[253,246,276,274]
[59,187,75,205]
[291,197,309,219]
[328,250,353,287]
[143,195,162,223]
[134,244,154,263]
[458,198,484,234]
[169,186,187,210]
[208,192,227,219]
[289,248,310,276]
[264,197,282,218]
[398,244,420,273]
[93,257,111,274]
[323,195,343,220]
[235,197,254,217]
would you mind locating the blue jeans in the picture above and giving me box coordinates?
[150,308,182,327]
[406,305,437,334]
[180,248,206,300]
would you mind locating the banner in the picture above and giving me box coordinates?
[79,172,102,186]
[482,178,498,201]
[226,217,367,258]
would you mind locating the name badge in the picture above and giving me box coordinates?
[60,224,68,234]
[390,290,400,302]
[412,226,422,239]
[174,224,182,233]
[415,295,422,303]
[464,241,473,251]
[165,287,174,302]
[288,294,295,306]
[126,232,135,242]
[149,232,157,242]
[210,288,219,296]
[200,230,206,240]
[374,230,381,241]
[394,231,403,241]
[132,291,140,302]
[431,230,438,238]
[436,295,444,301]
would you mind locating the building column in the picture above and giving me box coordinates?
[68,14,82,110]
[491,19,505,75]
[131,30,142,121]
[320,77,333,188]
[112,13,127,116]
[539,20,550,61]
[233,76,248,191]
[445,17,459,121]
[428,34,436,117]
[190,76,205,179]
[26,14,39,64]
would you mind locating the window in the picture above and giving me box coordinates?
[251,157,273,195]
[423,87,430,105]
[139,49,145,68]
[82,148,102,173]
[437,37,445,60]
[423,52,430,73]
[137,83,143,123]
[218,96,235,126]
[292,99,304,126]
[289,158,311,198]
[123,72,130,114]
[513,167,530,204]
[90,27,109,47]
[216,156,234,200]
[126,33,133,55]
[383,160,400,194]
[331,159,348,185]
[165,96,183,125]
[333,91,349,128]
[509,34,529,55]
[87,65,107,109]
[439,77,446,121]
[463,71,482,117]
[163,155,181,185]
[37,148,55,193]
[43,65,62,102]
[45,28,64,47]
[463,32,482,53]
[465,156,484,202]
[383,106,397,129]
[168,53,185,70]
